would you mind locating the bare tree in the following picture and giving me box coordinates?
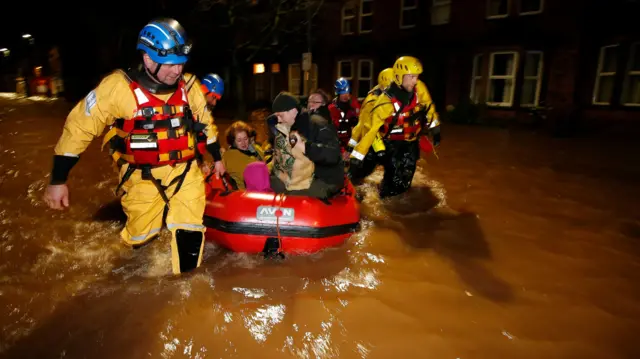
[193,0,324,116]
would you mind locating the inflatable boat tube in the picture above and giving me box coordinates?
[203,175,360,254]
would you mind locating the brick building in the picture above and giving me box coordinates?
[242,0,640,124]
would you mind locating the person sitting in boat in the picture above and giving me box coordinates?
[222,121,268,190]
[270,91,344,199]
[307,89,332,122]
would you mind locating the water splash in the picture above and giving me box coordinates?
[242,304,286,343]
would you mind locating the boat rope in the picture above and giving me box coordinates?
[274,193,286,253]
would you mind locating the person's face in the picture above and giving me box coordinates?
[402,74,419,92]
[142,54,184,85]
[234,130,250,151]
[206,95,218,107]
[339,94,350,102]
[276,108,298,127]
[308,94,324,111]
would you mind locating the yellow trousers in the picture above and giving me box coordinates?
[118,161,205,274]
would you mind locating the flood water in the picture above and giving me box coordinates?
[1,94,640,358]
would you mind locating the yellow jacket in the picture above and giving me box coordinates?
[348,85,383,148]
[54,71,218,160]
[351,80,439,160]
[222,144,266,190]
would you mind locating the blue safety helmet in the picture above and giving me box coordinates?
[137,18,192,65]
[334,77,351,95]
[202,73,224,99]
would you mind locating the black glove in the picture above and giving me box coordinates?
[376,150,386,158]
[349,157,363,169]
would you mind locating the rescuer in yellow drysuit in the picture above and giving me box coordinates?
[352,56,441,198]
[346,68,394,182]
[43,18,226,275]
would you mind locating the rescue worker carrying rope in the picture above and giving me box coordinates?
[346,68,394,183]
[43,18,226,275]
[351,56,441,198]
[328,77,361,151]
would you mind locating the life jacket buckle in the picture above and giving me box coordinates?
[141,107,155,118]
[169,150,183,161]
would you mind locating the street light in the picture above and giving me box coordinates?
[22,34,32,39]
[0,48,9,57]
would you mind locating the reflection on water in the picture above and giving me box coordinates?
[1,99,640,358]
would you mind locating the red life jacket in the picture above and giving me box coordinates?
[104,78,207,167]
[379,89,423,141]
[328,97,361,146]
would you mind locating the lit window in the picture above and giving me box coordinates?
[253,63,265,74]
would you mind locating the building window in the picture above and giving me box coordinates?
[592,45,618,105]
[288,64,301,95]
[487,0,509,18]
[400,0,418,29]
[337,60,354,81]
[519,0,543,15]
[359,0,373,33]
[520,51,544,106]
[432,0,452,25]
[357,60,374,99]
[470,54,484,104]
[622,42,640,106]
[253,63,265,74]
[487,52,518,107]
[341,2,357,35]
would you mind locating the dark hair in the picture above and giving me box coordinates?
[225,121,254,148]
[312,89,330,105]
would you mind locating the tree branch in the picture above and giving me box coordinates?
[244,0,287,62]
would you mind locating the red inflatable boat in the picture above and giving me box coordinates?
[203,175,360,254]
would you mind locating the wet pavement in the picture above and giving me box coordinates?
[1,94,640,358]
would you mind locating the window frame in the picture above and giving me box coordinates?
[592,44,619,106]
[357,59,374,100]
[337,60,354,81]
[431,0,452,26]
[400,0,419,29]
[622,42,640,107]
[519,0,544,16]
[486,51,519,107]
[470,54,484,104]
[341,2,357,35]
[486,0,510,19]
[359,0,374,34]
[520,51,544,107]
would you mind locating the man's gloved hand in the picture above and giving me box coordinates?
[349,157,363,169]
[376,150,386,158]
[430,126,441,147]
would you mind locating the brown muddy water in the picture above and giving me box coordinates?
[1,94,640,358]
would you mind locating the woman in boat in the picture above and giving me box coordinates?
[222,121,268,190]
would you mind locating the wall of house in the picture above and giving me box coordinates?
[238,0,640,125]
